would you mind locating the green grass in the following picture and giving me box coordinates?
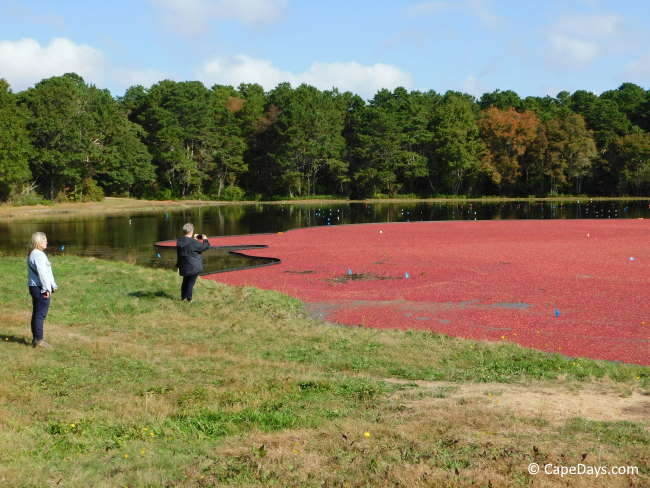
[0,256,648,487]
[562,418,650,447]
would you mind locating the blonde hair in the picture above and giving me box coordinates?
[31,232,47,250]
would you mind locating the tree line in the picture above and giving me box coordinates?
[1,73,648,203]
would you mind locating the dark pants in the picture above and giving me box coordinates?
[181,274,199,301]
[29,286,50,341]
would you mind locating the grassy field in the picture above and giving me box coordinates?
[0,256,648,487]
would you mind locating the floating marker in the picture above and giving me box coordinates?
[554,308,560,318]
[404,272,410,279]
[629,257,636,261]
[379,230,383,234]
[347,268,353,275]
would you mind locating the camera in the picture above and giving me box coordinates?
[195,233,205,240]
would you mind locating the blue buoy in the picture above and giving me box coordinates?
[629,257,635,261]
[554,308,560,318]
[404,272,410,279]
[347,268,353,275]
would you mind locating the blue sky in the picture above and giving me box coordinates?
[0,0,648,99]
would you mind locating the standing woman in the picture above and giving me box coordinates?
[27,232,58,348]
[176,223,210,302]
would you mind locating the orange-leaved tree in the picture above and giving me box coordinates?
[477,107,541,190]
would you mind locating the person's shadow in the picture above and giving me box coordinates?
[127,290,175,300]
[0,334,30,346]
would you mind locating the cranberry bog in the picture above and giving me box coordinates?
[162,219,649,365]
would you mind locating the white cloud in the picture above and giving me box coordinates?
[545,13,624,68]
[461,75,490,97]
[408,1,450,15]
[0,37,171,93]
[301,62,413,96]
[548,34,600,66]
[554,13,623,38]
[408,0,502,28]
[113,68,172,89]
[199,55,288,88]
[151,0,287,36]
[0,37,106,91]
[2,1,65,29]
[197,55,412,98]
[626,51,650,81]
[212,0,287,25]
[575,0,602,8]
[465,0,501,29]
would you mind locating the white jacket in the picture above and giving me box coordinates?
[27,249,58,293]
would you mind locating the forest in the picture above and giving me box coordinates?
[0,73,649,203]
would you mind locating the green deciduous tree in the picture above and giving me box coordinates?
[480,89,523,111]
[611,131,650,195]
[428,91,484,195]
[545,113,597,194]
[205,85,248,198]
[136,80,216,197]
[265,83,347,197]
[19,74,93,199]
[20,74,154,200]
[0,79,32,201]
[353,88,433,197]
[600,83,647,130]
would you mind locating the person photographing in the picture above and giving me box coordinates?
[27,232,58,348]
[176,223,210,302]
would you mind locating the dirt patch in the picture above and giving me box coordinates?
[0,197,233,221]
[327,272,401,283]
[385,378,650,426]
[199,379,649,487]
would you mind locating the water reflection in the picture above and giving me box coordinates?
[1,200,648,273]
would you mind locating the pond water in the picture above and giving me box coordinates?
[1,200,648,274]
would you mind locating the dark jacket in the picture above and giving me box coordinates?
[176,236,210,276]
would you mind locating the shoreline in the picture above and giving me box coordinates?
[1,195,648,221]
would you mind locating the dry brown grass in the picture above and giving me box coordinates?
[0,197,230,221]
[385,378,650,425]
[196,380,649,487]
